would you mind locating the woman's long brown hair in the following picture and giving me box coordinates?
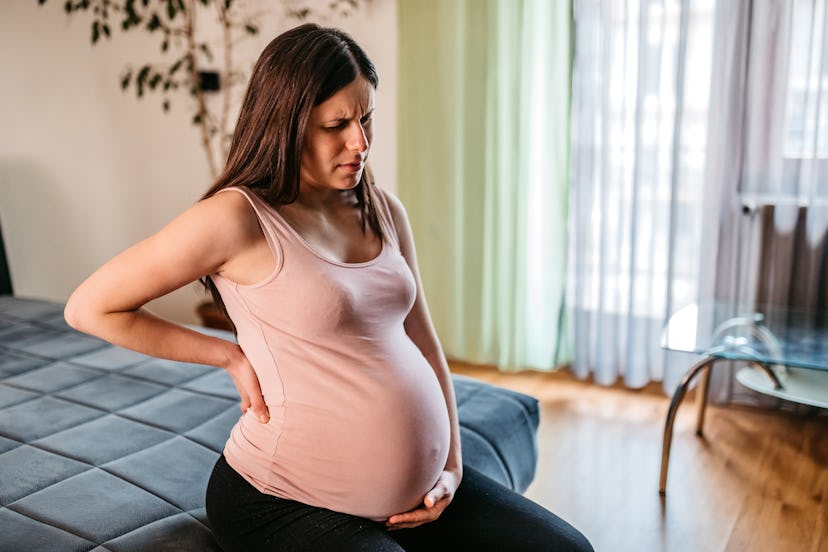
[199,24,384,327]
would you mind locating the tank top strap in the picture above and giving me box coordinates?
[215,186,287,270]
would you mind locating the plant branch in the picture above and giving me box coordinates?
[40,0,365,182]
[216,0,232,164]
[183,0,218,178]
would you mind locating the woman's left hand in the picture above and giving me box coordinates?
[385,470,461,530]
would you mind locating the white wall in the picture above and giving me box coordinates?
[0,0,398,324]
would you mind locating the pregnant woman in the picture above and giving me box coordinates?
[65,23,592,552]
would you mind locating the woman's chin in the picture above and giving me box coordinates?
[340,173,363,189]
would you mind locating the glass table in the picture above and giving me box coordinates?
[658,302,828,494]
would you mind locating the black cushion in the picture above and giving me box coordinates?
[0,220,12,295]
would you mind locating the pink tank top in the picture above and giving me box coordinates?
[210,186,451,521]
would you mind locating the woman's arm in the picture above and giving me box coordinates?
[65,191,271,422]
[383,190,463,529]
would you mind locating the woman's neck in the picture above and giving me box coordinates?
[294,184,356,212]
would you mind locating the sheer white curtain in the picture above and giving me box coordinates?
[570,0,828,393]
[704,0,828,403]
[706,0,828,305]
[568,0,715,389]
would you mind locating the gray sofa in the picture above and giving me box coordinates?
[0,296,539,551]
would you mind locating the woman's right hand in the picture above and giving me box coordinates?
[224,344,270,423]
[64,191,272,425]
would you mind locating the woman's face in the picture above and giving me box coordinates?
[300,76,375,193]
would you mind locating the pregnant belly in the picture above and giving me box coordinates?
[226,360,451,521]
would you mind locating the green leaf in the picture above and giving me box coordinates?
[124,0,140,26]
[169,58,182,75]
[244,23,258,35]
[120,69,132,90]
[161,38,168,52]
[147,13,161,32]
[91,20,100,43]
[102,23,110,38]
[149,73,162,90]
[136,65,151,98]
[162,99,170,112]
[64,1,72,13]
[166,0,176,20]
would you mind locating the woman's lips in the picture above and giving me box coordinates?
[339,162,363,173]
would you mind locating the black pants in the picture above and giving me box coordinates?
[206,455,593,552]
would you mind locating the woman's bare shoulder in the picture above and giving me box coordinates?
[189,188,264,245]
[198,187,255,215]
[376,186,408,224]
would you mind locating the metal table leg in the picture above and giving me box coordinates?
[695,363,712,436]
[659,356,719,495]
[660,356,786,495]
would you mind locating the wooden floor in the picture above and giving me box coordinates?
[450,362,828,552]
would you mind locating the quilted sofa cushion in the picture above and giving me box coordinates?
[0,296,539,551]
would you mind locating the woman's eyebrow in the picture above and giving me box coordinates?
[321,113,351,124]
[322,108,374,124]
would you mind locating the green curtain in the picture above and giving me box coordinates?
[398,0,572,370]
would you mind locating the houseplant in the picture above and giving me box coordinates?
[38,0,362,179]
[39,0,363,329]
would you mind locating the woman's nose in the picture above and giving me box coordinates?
[347,122,369,152]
